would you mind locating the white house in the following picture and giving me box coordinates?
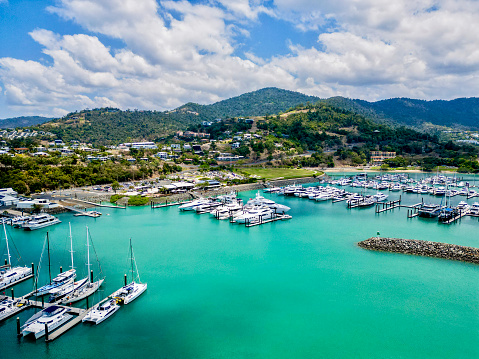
[0,194,19,206]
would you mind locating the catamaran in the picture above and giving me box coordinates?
[22,305,73,339]
[82,298,120,324]
[112,239,147,305]
[0,223,32,291]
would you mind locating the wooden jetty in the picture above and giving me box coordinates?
[0,273,34,292]
[46,308,91,342]
[62,206,101,218]
[375,197,402,213]
[151,199,192,208]
[441,209,469,224]
[245,214,292,227]
[67,198,126,209]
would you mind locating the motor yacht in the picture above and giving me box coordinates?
[233,206,275,224]
[418,203,442,218]
[22,214,61,231]
[178,198,212,211]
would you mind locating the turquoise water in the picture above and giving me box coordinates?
[1,183,479,358]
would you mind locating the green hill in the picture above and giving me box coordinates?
[30,88,479,145]
[0,116,52,129]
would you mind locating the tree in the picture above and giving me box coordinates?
[112,180,121,193]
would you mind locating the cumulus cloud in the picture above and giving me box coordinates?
[1,0,479,117]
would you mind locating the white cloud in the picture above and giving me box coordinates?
[1,0,479,117]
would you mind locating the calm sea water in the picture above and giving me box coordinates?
[1,177,479,358]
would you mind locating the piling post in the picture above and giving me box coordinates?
[41,295,44,308]
[44,323,49,342]
[4,259,7,266]
[124,274,127,286]
[86,296,89,309]
[16,317,21,337]
[90,270,93,283]
[60,266,63,273]
[31,263,35,275]
[11,288,14,300]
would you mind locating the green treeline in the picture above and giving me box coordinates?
[0,155,182,194]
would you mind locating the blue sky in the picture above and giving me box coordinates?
[1,0,479,118]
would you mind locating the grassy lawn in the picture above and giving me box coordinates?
[236,167,320,180]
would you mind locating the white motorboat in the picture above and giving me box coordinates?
[372,193,389,202]
[233,206,275,224]
[469,202,479,215]
[82,298,120,324]
[112,239,147,305]
[22,214,61,231]
[0,223,33,291]
[178,198,212,211]
[0,296,22,321]
[22,305,72,339]
[314,192,333,201]
[245,192,290,213]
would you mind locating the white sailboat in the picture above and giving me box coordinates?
[34,232,76,296]
[48,224,89,303]
[112,239,147,305]
[59,226,104,304]
[0,222,32,291]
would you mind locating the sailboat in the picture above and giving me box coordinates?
[48,224,89,303]
[34,232,76,296]
[82,297,120,325]
[58,226,104,304]
[112,239,147,305]
[0,222,32,291]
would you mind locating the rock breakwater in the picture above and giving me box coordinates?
[358,237,479,264]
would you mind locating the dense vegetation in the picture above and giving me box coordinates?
[0,116,52,129]
[0,155,182,194]
[323,97,479,129]
[256,103,479,172]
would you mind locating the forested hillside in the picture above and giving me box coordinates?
[31,88,479,145]
[0,116,52,128]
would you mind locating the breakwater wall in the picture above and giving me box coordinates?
[358,237,479,265]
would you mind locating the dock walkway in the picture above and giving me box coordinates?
[62,206,101,217]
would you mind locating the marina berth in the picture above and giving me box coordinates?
[233,206,275,224]
[0,223,33,291]
[22,305,73,339]
[22,213,61,231]
[34,269,76,296]
[417,203,442,218]
[113,239,147,305]
[82,298,120,324]
[0,296,23,321]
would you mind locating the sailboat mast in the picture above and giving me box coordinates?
[3,222,11,267]
[69,222,74,270]
[86,226,91,283]
[130,238,134,282]
[47,232,51,283]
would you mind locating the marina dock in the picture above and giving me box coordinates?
[67,198,126,209]
[62,206,101,217]
[245,214,292,227]
[151,199,192,208]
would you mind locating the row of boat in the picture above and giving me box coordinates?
[265,184,389,208]
[0,221,147,339]
[2,213,61,231]
[178,191,291,224]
